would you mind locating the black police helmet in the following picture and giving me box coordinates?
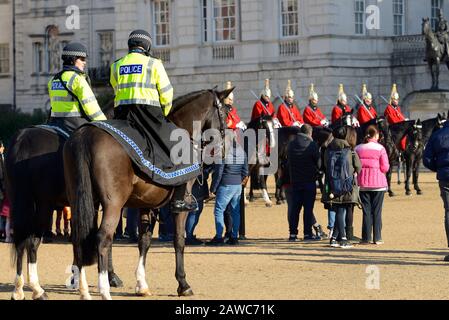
[128,30,152,54]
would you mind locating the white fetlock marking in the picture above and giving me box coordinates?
[98,271,112,300]
[135,256,149,294]
[79,268,92,300]
[262,189,272,204]
[28,263,45,299]
[12,274,25,300]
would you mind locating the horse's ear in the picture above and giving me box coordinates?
[217,87,236,101]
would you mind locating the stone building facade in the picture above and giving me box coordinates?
[1,0,448,120]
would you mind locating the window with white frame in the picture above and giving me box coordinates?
[202,0,238,43]
[432,0,443,31]
[280,0,299,38]
[32,42,43,74]
[355,0,365,35]
[0,44,9,74]
[98,31,114,67]
[393,0,404,36]
[152,0,171,47]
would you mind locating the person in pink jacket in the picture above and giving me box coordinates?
[355,125,390,245]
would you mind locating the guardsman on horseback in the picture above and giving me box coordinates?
[48,42,107,133]
[277,80,304,127]
[436,9,449,57]
[303,84,329,127]
[331,84,352,124]
[224,81,246,131]
[110,30,196,213]
[251,79,282,128]
[357,84,377,125]
[384,84,408,151]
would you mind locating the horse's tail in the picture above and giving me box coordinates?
[64,130,97,266]
[6,130,37,265]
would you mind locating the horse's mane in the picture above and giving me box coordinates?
[171,90,210,113]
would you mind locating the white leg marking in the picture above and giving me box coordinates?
[28,263,45,300]
[79,267,92,300]
[135,256,151,296]
[12,274,25,300]
[98,271,112,300]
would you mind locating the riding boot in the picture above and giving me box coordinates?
[170,184,198,213]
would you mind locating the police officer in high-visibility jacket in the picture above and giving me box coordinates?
[48,42,106,133]
[110,29,196,213]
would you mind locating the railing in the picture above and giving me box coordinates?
[152,48,171,64]
[392,34,426,65]
[212,45,235,60]
[279,39,299,57]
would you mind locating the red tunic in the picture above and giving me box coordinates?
[384,104,407,151]
[357,104,378,125]
[331,104,352,124]
[251,100,277,121]
[303,105,326,127]
[277,103,304,127]
[226,106,242,130]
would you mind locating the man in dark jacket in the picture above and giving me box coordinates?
[423,121,449,261]
[286,124,321,241]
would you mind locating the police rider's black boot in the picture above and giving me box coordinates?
[170,184,198,213]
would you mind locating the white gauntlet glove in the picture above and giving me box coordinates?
[352,117,360,128]
[292,121,303,128]
[320,119,330,127]
[273,118,282,129]
[236,121,247,131]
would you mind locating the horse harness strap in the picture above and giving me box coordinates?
[53,71,91,121]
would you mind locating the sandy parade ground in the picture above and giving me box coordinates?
[1,172,449,300]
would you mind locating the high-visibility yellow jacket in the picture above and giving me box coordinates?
[48,71,107,121]
[110,53,173,116]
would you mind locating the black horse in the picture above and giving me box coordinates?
[5,101,119,300]
[245,115,276,207]
[64,88,232,300]
[403,114,447,196]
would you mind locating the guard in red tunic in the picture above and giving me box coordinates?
[331,84,352,124]
[251,79,281,128]
[223,81,246,131]
[384,84,408,151]
[303,84,329,127]
[277,80,304,127]
[357,84,378,125]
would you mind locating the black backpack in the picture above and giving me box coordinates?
[326,148,353,197]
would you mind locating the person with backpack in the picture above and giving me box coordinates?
[323,126,362,248]
[355,125,390,245]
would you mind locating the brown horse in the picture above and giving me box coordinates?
[63,88,232,300]
[5,101,118,300]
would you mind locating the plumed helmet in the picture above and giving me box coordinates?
[128,29,152,53]
[224,81,234,102]
[338,84,347,104]
[261,79,271,98]
[390,83,399,103]
[62,42,88,60]
[309,83,319,101]
[362,84,373,100]
[285,80,295,98]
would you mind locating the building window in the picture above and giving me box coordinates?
[33,42,43,74]
[280,0,299,38]
[0,44,9,74]
[432,0,443,31]
[355,0,365,35]
[202,0,238,43]
[98,31,114,67]
[152,0,171,47]
[393,0,404,36]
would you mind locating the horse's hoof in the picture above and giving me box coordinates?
[388,192,395,197]
[178,287,194,297]
[397,182,402,185]
[249,198,255,203]
[276,200,283,205]
[109,273,124,288]
[80,294,93,301]
[136,288,152,297]
[406,191,412,196]
[33,292,49,301]
[265,203,273,208]
[417,190,423,195]
[11,293,25,301]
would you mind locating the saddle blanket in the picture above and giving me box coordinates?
[85,120,201,187]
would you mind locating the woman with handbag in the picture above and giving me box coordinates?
[355,125,390,245]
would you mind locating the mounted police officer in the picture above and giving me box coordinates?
[48,42,107,133]
[110,29,196,213]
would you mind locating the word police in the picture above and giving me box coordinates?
[119,64,143,75]
[175,304,275,317]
